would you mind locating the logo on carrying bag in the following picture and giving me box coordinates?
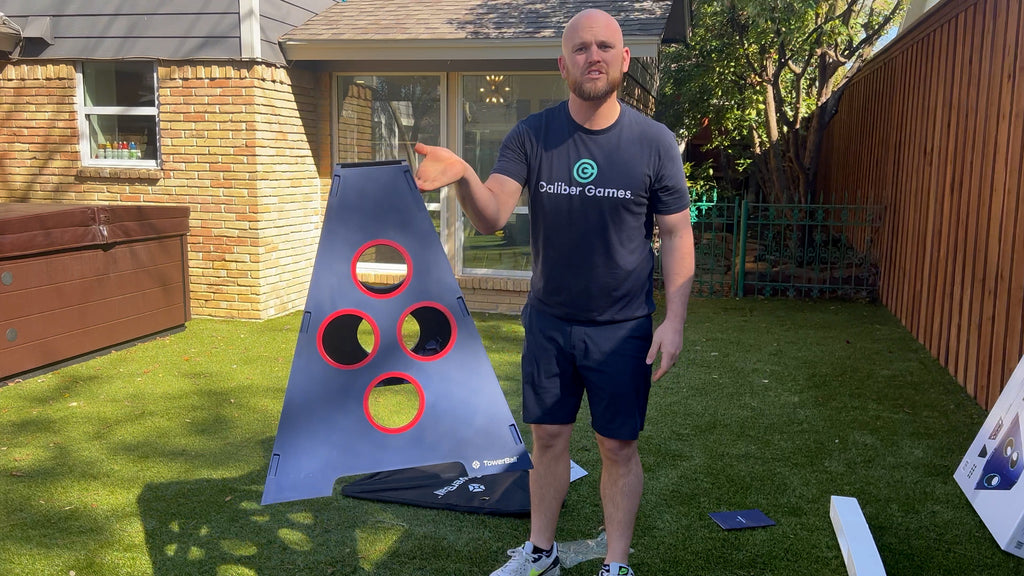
[434,476,469,497]
[472,460,481,469]
[433,478,486,498]
[573,159,597,183]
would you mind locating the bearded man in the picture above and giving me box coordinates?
[413,9,695,576]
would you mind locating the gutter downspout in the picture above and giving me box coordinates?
[240,0,262,61]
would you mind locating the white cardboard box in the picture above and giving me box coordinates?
[954,356,1024,558]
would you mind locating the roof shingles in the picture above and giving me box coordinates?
[283,0,676,42]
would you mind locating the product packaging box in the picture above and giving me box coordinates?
[954,356,1024,559]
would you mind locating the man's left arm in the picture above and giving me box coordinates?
[647,209,695,382]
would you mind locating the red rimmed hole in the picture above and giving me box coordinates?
[351,240,412,298]
[398,302,457,361]
[317,309,378,369]
[363,372,425,434]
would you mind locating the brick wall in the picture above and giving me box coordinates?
[458,276,529,315]
[0,63,79,198]
[0,60,331,320]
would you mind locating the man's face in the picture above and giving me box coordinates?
[558,11,630,103]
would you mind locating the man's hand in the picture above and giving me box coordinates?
[647,320,684,382]
[413,142,467,191]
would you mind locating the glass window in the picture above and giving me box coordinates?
[460,73,567,275]
[336,74,443,274]
[78,62,159,166]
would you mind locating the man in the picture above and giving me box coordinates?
[413,8,694,576]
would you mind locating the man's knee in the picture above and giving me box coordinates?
[531,423,573,452]
[595,434,639,464]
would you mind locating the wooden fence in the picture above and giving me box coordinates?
[818,0,1024,409]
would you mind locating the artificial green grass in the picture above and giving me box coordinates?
[0,298,1017,575]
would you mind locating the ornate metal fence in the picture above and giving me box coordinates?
[661,197,884,300]
[689,194,741,298]
[738,202,883,299]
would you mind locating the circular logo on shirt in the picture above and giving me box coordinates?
[573,159,598,183]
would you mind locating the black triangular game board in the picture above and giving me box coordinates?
[261,160,532,505]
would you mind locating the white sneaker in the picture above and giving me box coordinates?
[489,541,560,576]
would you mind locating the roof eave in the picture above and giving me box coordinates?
[281,35,665,62]
[663,0,692,43]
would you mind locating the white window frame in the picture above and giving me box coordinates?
[76,61,160,168]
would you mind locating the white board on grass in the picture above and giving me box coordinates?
[830,495,886,576]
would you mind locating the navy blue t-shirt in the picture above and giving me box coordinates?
[492,100,690,323]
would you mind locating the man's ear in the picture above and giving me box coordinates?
[622,46,631,74]
[557,55,567,78]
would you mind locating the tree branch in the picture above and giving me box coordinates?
[844,1,903,61]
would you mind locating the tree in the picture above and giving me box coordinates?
[658,0,907,204]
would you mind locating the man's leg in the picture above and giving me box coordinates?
[528,422,574,549]
[489,424,568,576]
[595,433,642,565]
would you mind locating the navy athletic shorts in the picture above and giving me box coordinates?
[520,303,654,441]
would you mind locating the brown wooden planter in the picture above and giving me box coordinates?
[0,204,191,381]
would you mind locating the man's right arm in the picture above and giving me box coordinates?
[413,142,523,235]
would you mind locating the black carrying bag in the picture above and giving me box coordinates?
[341,462,531,516]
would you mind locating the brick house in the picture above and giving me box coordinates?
[0,0,690,320]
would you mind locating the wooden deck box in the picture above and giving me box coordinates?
[0,204,191,381]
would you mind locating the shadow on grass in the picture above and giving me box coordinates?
[139,450,383,576]
[137,439,386,576]
[136,439,525,576]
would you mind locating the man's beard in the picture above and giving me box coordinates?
[569,69,623,102]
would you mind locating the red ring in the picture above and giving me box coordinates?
[397,302,457,361]
[351,239,413,298]
[316,309,378,369]
[363,372,425,434]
